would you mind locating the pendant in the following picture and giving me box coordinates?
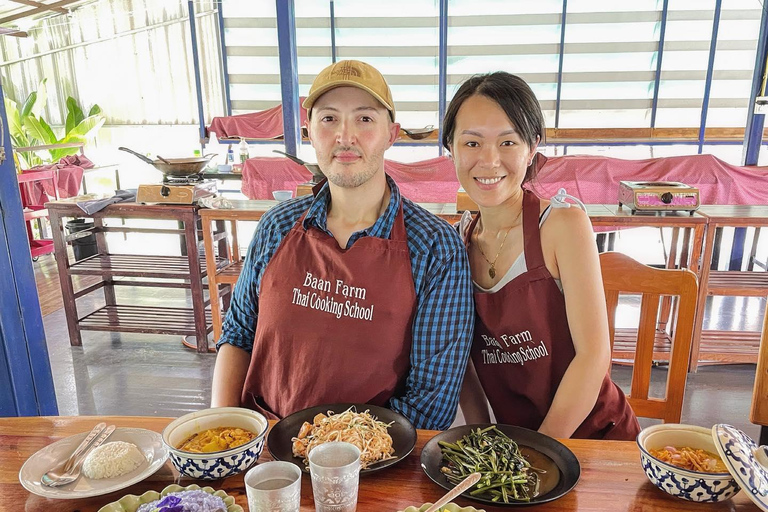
[489,265,496,279]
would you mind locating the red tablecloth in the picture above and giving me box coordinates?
[240,153,768,205]
[241,156,459,203]
[207,99,309,140]
[22,155,93,205]
[529,153,768,205]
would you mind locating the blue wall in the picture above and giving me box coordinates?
[0,80,58,417]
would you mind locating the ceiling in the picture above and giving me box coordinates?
[0,0,92,36]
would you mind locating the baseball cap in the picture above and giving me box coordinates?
[302,60,396,122]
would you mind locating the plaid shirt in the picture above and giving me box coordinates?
[218,175,474,430]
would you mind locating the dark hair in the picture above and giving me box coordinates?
[442,72,546,183]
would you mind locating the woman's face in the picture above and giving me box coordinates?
[450,94,538,208]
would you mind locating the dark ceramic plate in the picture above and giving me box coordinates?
[420,424,581,506]
[267,403,417,474]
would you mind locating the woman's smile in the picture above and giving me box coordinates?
[474,175,506,189]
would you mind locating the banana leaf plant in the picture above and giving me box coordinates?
[4,79,105,170]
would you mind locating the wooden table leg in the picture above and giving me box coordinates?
[49,210,82,347]
[749,227,761,271]
[185,211,209,353]
[690,221,718,372]
[202,216,222,344]
[659,228,681,332]
[231,220,240,262]
[689,223,705,278]
[92,217,115,306]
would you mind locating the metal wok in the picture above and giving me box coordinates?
[272,149,325,184]
[119,147,216,177]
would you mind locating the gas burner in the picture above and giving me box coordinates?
[162,173,204,185]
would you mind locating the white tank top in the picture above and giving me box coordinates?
[462,188,585,294]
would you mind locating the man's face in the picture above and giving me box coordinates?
[308,86,400,189]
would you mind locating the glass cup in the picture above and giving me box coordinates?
[308,442,361,512]
[245,461,302,512]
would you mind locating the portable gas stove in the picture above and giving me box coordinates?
[137,174,217,204]
[618,181,699,215]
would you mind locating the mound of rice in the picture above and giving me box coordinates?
[82,441,146,479]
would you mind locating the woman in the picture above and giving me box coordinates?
[445,72,639,440]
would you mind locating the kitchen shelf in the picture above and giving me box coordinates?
[46,201,225,353]
[79,305,213,335]
[69,253,226,279]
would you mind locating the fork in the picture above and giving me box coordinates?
[40,424,116,487]
[51,422,106,477]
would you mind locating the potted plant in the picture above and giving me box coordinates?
[4,79,105,169]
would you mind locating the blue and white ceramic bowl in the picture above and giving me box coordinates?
[162,407,268,480]
[637,423,740,503]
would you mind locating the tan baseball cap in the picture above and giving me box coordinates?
[303,60,396,122]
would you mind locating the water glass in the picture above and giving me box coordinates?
[308,442,361,512]
[245,461,302,512]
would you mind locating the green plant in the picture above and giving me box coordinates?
[4,79,105,169]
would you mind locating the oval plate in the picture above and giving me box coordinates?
[19,427,169,499]
[420,424,580,507]
[267,403,416,474]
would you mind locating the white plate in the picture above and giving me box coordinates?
[19,427,169,499]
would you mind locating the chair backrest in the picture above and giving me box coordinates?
[17,169,59,207]
[749,307,768,427]
[600,251,698,423]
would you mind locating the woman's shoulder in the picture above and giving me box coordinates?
[540,197,589,226]
[539,198,594,253]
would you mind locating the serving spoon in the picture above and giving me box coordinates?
[423,472,482,512]
[41,424,116,487]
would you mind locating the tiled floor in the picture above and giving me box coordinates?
[35,222,767,442]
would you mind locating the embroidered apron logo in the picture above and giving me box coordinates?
[291,271,375,321]
[480,331,550,366]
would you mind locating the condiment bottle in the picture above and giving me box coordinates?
[238,138,249,164]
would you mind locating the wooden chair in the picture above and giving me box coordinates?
[749,306,768,445]
[600,251,698,423]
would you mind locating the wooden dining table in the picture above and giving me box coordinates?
[1,416,759,511]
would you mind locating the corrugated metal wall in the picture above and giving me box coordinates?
[0,0,225,127]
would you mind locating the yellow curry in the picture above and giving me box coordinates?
[178,427,257,453]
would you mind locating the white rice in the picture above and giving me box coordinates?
[82,441,146,479]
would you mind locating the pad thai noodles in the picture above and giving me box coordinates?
[291,407,395,470]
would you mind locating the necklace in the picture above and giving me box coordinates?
[476,224,514,279]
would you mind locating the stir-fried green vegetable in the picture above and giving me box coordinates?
[438,426,545,503]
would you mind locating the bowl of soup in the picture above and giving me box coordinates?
[637,423,739,503]
[162,407,268,480]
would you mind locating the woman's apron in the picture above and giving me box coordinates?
[467,190,639,440]
[241,201,416,419]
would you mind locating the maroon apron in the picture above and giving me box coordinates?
[241,199,416,419]
[467,190,640,440]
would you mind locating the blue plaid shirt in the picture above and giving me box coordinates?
[218,175,474,430]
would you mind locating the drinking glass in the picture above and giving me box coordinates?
[308,442,361,512]
[245,461,302,512]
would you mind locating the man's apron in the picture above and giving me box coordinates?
[241,201,416,419]
[467,190,640,440]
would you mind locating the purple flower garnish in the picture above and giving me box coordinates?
[155,495,183,512]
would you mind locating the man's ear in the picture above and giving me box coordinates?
[388,122,401,146]
[305,121,314,147]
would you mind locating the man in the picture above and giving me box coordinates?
[211,60,473,430]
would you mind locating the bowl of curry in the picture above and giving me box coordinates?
[162,407,268,480]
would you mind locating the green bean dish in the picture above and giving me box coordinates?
[438,426,548,503]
